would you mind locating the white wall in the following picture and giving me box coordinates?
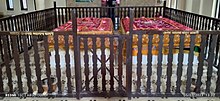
[176,0,216,17]
[191,0,200,14]
[36,0,45,10]
[44,0,66,9]
[201,0,213,16]
[0,0,35,16]
[177,0,186,10]
[56,0,66,7]
[45,0,54,9]
[185,0,192,12]
[0,0,67,16]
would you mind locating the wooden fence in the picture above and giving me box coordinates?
[0,1,220,99]
[0,29,220,99]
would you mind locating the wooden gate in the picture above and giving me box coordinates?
[74,34,131,98]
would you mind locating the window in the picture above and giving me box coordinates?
[20,0,28,10]
[6,0,14,10]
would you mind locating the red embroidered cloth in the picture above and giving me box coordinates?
[121,17,192,33]
[48,17,114,49]
[53,17,113,34]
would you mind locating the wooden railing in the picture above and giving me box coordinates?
[53,1,165,29]
[0,10,220,99]
[164,7,220,67]
[0,31,220,99]
[55,6,164,29]
[0,1,220,99]
[0,8,56,61]
[0,8,55,31]
[164,7,220,30]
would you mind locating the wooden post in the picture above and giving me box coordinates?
[195,32,207,93]
[34,0,37,10]
[163,0,167,17]
[54,1,58,28]
[72,10,82,99]
[206,34,218,93]
[126,8,134,100]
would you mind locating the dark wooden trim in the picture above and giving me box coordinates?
[126,8,134,100]
[72,10,82,99]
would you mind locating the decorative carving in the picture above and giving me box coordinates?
[9,32,54,35]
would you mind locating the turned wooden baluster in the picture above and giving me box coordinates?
[185,34,196,94]
[175,34,185,95]
[136,34,142,94]
[195,33,207,93]
[83,37,90,91]
[54,34,62,94]
[156,33,164,95]
[146,34,153,94]
[165,34,174,95]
